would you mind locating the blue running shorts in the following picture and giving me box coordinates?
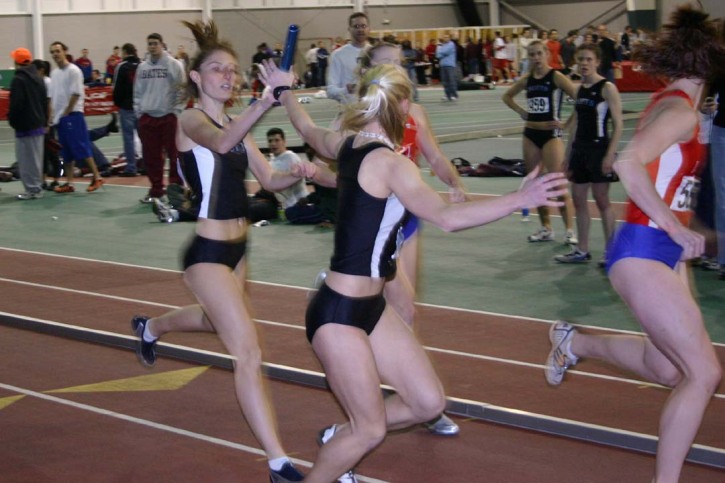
[605,222,683,274]
[402,214,420,241]
[57,112,93,163]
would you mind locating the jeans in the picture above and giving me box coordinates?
[317,66,327,88]
[119,108,138,173]
[710,124,725,264]
[440,65,458,100]
[467,58,479,77]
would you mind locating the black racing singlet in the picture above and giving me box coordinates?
[574,79,610,145]
[330,136,407,279]
[525,70,562,123]
[180,111,249,220]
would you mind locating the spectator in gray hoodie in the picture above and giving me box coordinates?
[8,47,47,199]
[134,32,185,202]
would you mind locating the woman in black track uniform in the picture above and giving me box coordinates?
[260,59,568,483]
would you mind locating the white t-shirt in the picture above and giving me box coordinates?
[494,37,507,60]
[49,62,85,125]
[327,43,368,104]
[305,47,319,64]
[270,150,308,208]
[519,36,533,58]
[505,42,517,62]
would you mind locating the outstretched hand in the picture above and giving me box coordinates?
[257,59,295,90]
[448,185,467,203]
[291,161,318,179]
[518,166,568,208]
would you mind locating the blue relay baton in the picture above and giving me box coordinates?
[280,25,299,71]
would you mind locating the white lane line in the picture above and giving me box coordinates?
[0,382,388,483]
[0,383,266,456]
[424,345,725,400]
[2,305,724,400]
[0,275,679,340]
[0,277,179,309]
[0,247,182,273]
[0,248,721,349]
[444,391,725,456]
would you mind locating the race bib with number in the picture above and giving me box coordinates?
[527,97,550,114]
[670,176,698,212]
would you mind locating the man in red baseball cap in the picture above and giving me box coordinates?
[8,46,48,199]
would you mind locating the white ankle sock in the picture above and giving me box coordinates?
[268,456,290,471]
[564,333,578,361]
[142,320,158,342]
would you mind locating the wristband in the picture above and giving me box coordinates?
[273,86,291,100]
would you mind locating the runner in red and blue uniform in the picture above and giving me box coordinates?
[544,5,724,482]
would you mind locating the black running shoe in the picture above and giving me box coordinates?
[131,315,157,367]
[269,462,305,482]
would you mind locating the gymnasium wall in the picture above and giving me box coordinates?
[214,6,351,74]
[6,4,479,78]
[3,1,724,76]
[0,16,32,65]
[214,4,473,71]
[501,1,627,33]
[667,0,725,21]
[0,11,203,70]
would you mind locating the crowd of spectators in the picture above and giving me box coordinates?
[0,23,665,232]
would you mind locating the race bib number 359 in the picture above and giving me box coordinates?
[527,97,550,114]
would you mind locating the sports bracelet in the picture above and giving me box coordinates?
[273,86,291,100]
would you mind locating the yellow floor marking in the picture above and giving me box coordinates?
[0,394,25,409]
[46,366,211,394]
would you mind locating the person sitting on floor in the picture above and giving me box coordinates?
[266,127,309,211]
[284,143,338,227]
[74,114,119,178]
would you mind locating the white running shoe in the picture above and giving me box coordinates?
[528,227,554,242]
[700,257,721,271]
[545,321,579,386]
[337,470,359,483]
[317,425,358,482]
[565,230,578,245]
[317,424,337,445]
[424,414,460,435]
[17,191,43,200]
